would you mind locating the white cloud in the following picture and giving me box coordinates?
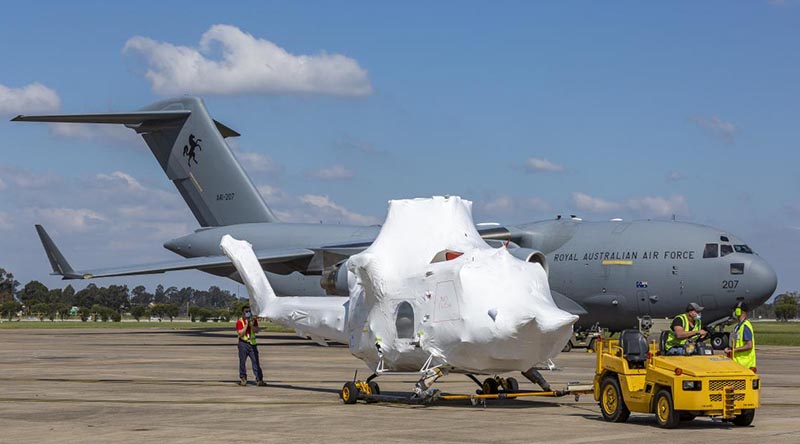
[474,195,552,219]
[0,212,12,230]
[123,24,372,97]
[0,177,7,192]
[571,192,623,213]
[479,196,514,213]
[692,116,738,143]
[627,195,688,218]
[308,165,355,181]
[299,194,379,225]
[96,171,145,191]
[522,197,552,212]
[0,165,61,189]
[571,192,689,218]
[0,82,60,114]
[229,143,282,175]
[32,208,107,233]
[49,122,139,146]
[524,158,565,173]
[665,171,686,183]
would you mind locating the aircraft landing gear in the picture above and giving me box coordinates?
[412,367,444,401]
[466,374,520,394]
[522,367,552,392]
[340,375,381,404]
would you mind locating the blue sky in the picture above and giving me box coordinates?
[0,1,798,297]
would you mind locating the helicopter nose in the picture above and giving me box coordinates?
[748,257,778,306]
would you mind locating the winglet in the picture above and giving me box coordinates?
[34,225,81,279]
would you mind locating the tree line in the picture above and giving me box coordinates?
[0,268,247,322]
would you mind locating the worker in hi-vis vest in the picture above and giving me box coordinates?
[726,302,756,372]
[236,305,266,387]
[665,302,709,355]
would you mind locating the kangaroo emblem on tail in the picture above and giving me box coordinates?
[182,134,202,166]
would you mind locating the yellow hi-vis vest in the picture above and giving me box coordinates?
[732,319,756,370]
[238,319,257,345]
[665,313,700,350]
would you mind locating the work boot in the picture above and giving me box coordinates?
[238,377,247,386]
[256,380,267,387]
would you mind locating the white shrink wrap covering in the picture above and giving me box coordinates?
[222,196,577,375]
[220,235,348,345]
[346,196,578,373]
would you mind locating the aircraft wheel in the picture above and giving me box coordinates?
[341,381,358,404]
[562,341,573,352]
[482,378,499,395]
[599,376,630,423]
[732,409,755,426]
[504,377,519,392]
[654,389,680,428]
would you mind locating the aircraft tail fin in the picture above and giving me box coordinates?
[34,225,81,279]
[14,97,278,227]
[220,235,277,318]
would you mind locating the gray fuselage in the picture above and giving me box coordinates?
[164,218,777,331]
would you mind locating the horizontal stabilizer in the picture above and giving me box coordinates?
[64,248,315,280]
[11,110,191,125]
[33,224,314,280]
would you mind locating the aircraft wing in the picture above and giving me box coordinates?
[550,290,588,316]
[35,225,312,280]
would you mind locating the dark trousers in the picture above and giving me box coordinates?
[238,341,264,381]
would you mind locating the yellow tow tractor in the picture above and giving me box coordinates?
[594,329,759,428]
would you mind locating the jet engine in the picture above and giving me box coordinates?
[508,247,548,274]
[320,260,349,296]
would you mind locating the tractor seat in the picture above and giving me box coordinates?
[619,329,648,369]
[659,330,670,355]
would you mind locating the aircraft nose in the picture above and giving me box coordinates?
[748,257,778,306]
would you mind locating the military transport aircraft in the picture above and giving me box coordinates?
[14,97,777,342]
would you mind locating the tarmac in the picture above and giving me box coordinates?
[1,328,799,444]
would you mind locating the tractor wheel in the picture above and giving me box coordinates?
[711,332,729,350]
[341,381,358,404]
[732,409,755,426]
[368,381,381,395]
[562,341,573,352]
[599,376,630,423]
[482,377,499,395]
[654,389,680,428]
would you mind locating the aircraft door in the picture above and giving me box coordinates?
[395,301,415,339]
[636,290,651,316]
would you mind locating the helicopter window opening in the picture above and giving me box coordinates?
[731,263,744,275]
[430,249,464,263]
[721,245,734,257]
[720,235,730,242]
[734,245,753,254]
[703,243,719,259]
[395,301,415,339]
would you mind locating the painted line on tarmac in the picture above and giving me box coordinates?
[0,397,338,406]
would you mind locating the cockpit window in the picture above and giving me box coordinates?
[703,243,718,259]
[721,245,734,257]
[430,249,464,263]
[734,245,753,254]
[720,235,730,242]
